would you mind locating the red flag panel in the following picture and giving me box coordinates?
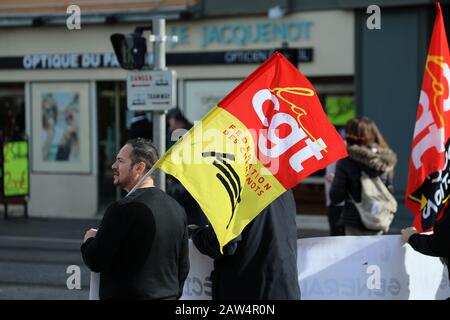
[218,52,347,189]
[406,3,450,231]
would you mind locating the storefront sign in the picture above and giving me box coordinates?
[165,14,315,49]
[168,48,312,65]
[197,20,313,48]
[0,49,312,70]
[22,52,120,69]
[2,141,29,197]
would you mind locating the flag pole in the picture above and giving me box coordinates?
[126,166,157,197]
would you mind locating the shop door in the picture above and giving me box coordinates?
[97,82,128,213]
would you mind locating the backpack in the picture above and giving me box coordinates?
[349,171,397,232]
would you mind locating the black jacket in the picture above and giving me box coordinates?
[81,187,189,300]
[166,176,208,226]
[408,205,450,280]
[330,145,397,231]
[192,190,300,300]
[129,116,153,140]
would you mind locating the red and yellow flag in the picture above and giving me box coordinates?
[406,3,450,232]
[154,52,347,250]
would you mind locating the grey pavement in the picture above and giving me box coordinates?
[0,215,101,239]
[0,215,100,300]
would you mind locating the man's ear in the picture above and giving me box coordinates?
[134,161,147,175]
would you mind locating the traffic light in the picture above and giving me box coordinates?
[276,48,299,67]
[110,32,147,70]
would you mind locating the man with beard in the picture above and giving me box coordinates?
[81,138,189,299]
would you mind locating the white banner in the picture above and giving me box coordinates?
[90,236,450,300]
[179,240,214,300]
[298,235,450,300]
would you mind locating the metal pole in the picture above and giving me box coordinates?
[114,82,122,199]
[126,165,156,197]
[152,18,166,191]
[153,19,166,71]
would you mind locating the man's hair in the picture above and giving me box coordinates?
[125,138,159,177]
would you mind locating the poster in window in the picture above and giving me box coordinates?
[31,82,90,173]
[184,80,240,122]
[325,96,355,126]
[2,140,29,197]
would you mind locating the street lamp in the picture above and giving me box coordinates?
[109,21,177,191]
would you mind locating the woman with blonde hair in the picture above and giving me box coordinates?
[330,117,397,235]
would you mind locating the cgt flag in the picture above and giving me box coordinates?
[406,3,450,232]
[154,52,347,251]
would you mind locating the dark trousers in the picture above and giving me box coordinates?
[327,205,345,236]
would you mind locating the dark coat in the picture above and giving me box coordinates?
[81,187,189,300]
[129,116,153,140]
[408,205,450,281]
[191,190,300,300]
[166,176,208,226]
[330,144,397,231]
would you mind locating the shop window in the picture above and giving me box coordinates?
[0,83,25,140]
[183,79,240,122]
[293,93,354,215]
[324,95,356,127]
